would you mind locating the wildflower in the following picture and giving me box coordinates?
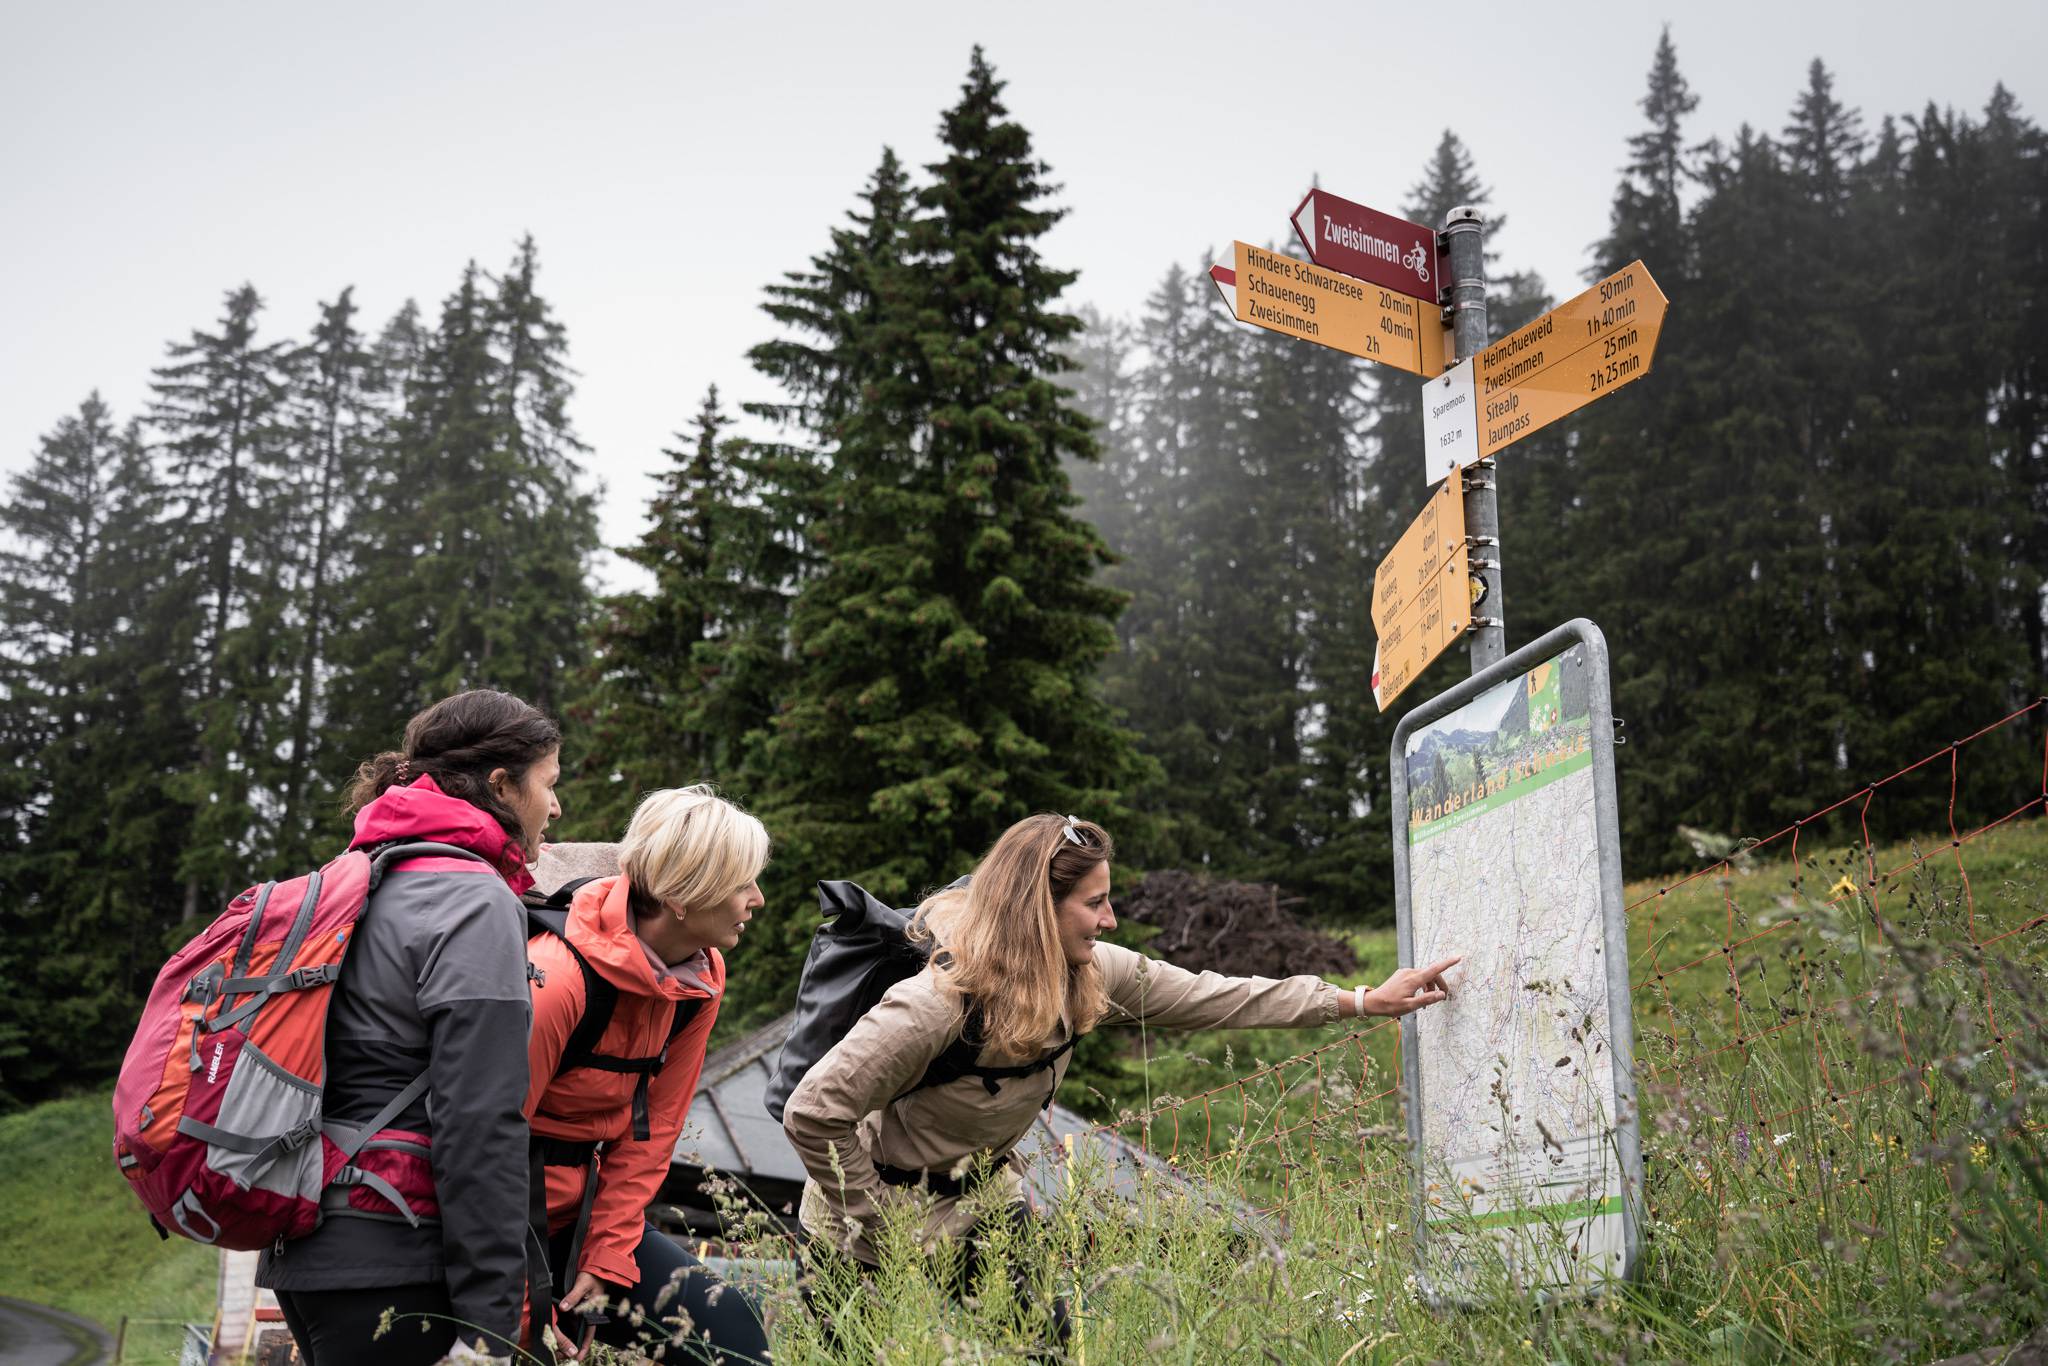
[1970,1142,1989,1168]
[1772,1132,1793,1148]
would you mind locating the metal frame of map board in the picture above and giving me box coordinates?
[1389,617,1641,1303]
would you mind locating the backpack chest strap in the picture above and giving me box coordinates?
[896,1003,1075,1109]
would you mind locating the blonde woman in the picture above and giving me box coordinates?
[782,813,1459,1338]
[523,787,772,1363]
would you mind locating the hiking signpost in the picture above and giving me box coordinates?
[1290,189,1442,303]
[1422,261,1669,482]
[1371,466,1470,712]
[1208,241,1450,378]
[1206,186,1664,1302]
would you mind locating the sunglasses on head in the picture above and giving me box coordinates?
[1059,815,1094,848]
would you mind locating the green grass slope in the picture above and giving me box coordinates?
[0,1091,213,1363]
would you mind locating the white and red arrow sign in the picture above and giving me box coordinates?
[1291,189,1440,305]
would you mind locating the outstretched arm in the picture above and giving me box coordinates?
[1097,941,1342,1030]
[1098,943,1462,1031]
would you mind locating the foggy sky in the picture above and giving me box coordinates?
[4,0,2040,589]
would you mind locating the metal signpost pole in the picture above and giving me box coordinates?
[1443,206,1503,672]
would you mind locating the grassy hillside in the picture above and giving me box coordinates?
[0,1092,213,1364]
[5,818,2040,1364]
[1086,814,2048,1118]
[965,816,2045,1363]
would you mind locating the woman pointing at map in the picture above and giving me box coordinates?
[781,812,1460,1348]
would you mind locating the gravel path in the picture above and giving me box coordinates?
[0,1295,109,1366]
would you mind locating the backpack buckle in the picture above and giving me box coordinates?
[285,964,338,990]
[279,1118,319,1152]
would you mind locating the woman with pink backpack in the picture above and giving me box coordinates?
[253,690,560,1364]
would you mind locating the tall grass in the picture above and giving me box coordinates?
[580,823,2045,1364]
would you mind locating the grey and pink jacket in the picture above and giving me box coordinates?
[255,777,535,1350]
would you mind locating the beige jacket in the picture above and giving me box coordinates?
[783,940,1341,1263]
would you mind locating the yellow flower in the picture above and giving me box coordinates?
[1970,1143,1990,1168]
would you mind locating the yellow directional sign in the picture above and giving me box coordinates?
[1374,469,1474,711]
[1473,260,1668,456]
[1373,465,1465,636]
[1211,242,1449,378]
[1373,542,1472,712]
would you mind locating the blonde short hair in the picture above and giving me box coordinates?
[617,785,770,915]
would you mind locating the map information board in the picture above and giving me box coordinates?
[1391,620,1639,1300]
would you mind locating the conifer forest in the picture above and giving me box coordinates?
[3,41,2044,1107]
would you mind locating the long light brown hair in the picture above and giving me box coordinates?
[915,814,1113,1062]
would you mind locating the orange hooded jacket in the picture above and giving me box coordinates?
[523,874,723,1287]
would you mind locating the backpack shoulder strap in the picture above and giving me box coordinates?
[903,1001,988,1098]
[526,905,617,1080]
[664,994,705,1049]
[364,840,492,892]
[524,876,598,912]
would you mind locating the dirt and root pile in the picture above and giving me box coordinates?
[1117,870,1356,979]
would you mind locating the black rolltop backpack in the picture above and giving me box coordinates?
[763,877,1073,1125]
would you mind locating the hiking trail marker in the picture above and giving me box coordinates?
[1421,260,1667,482]
[1372,467,1471,711]
[1210,241,1450,378]
[1290,189,1442,304]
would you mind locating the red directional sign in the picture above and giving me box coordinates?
[1291,189,1441,305]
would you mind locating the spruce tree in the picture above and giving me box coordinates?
[570,385,800,836]
[0,401,195,1098]
[1827,97,2038,825]
[1078,265,1235,872]
[751,148,915,438]
[147,285,300,917]
[1060,304,1138,550]
[749,49,1150,968]
[327,249,595,798]
[1980,88,2048,709]
[1594,25,1698,276]
[276,288,375,866]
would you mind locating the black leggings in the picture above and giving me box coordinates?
[549,1221,771,1364]
[274,1283,463,1365]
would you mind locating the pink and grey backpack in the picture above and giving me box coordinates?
[112,841,483,1249]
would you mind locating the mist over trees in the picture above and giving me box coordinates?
[2,38,2043,1102]
[1068,34,2044,913]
